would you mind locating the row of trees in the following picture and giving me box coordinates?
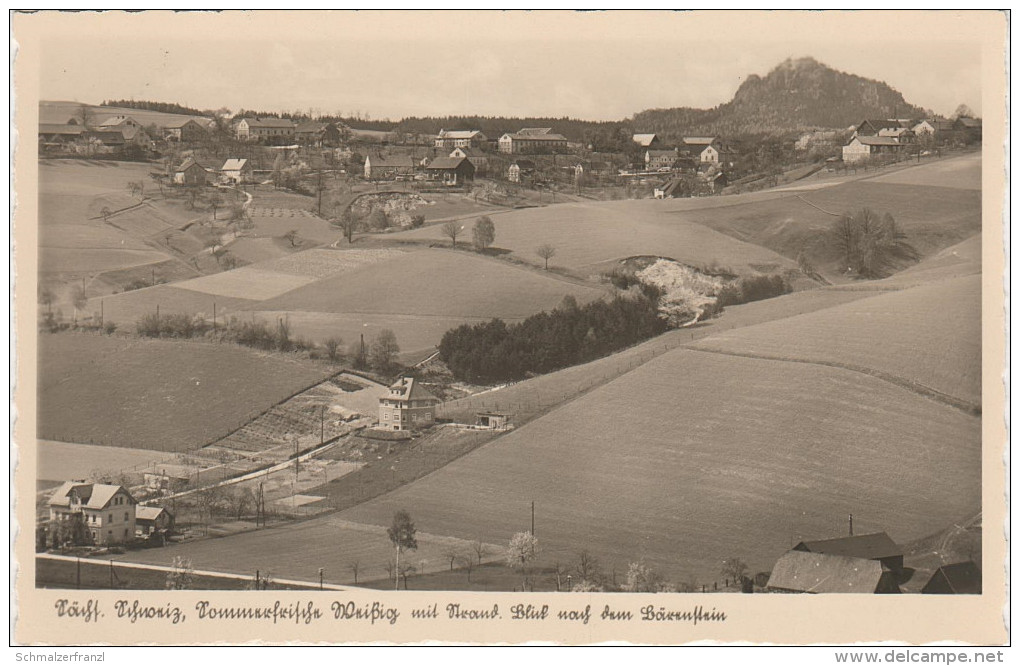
[439,290,667,383]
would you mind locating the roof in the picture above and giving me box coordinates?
[632,133,658,146]
[382,376,439,403]
[504,132,567,142]
[510,159,536,169]
[437,129,485,139]
[426,156,471,170]
[98,115,137,127]
[365,154,415,168]
[135,505,169,521]
[859,119,904,131]
[683,136,718,146]
[957,117,981,128]
[852,136,903,146]
[48,482,134,510]
[39,123,85,135]
[176,157,204,172]
[163,117,206,129]
[450,146,482,157]
[794,532,901,560]
[768,551,888,593]
[242,117,296,129]
[647,149,678,158]
[221,158,249,171]
[517,127,553,136]
[87,130,126,145]
[923,562,981,594]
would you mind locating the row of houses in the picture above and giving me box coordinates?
[39,113,213,154]
[235,117,348,146]
[171,156,254,186]
[433,127,570,154]
[842,116,982,163]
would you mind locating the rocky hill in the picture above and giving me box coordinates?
[631,57,930,138]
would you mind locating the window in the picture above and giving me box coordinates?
[125,512,130,521]
[124,529,129,537]
[109,513,113,523]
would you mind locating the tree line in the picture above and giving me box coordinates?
[438,289,667,384]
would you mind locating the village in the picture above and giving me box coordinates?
[33,53,984,597]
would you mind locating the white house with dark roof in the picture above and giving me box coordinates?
[235,117,297,142]
[378,376,440,431]
[220,158,253,184]
[498,128,568,154]
[632,133,661,148]
[842,135,906,163]
[48,482,137,545]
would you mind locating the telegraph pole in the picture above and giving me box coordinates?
[531,501,535,537]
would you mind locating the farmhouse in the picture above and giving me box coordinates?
[507,159,536,183]
[135,505,174,537]
[295,121,346,147]
[682,137,733,164]
[173,157,209,186]
[48,482,137,546]
[793,531,903,572]
[632,133,661,148]
[363,154,416,180]
[498,128,568,154]
[235,117,297,142]
[378,376,440,431]
[645,149,679,171]
[425,156,476,186]
[767,551,901,594]
[97,115,142,130]
[38,123,85,149]
[841,135,906,163]
[434,129,488,150]
[921,561,981,594]
[854,119,913,136]
[162,118,208,142]
[449,146,488,175]
[957,116,982,142]
[220,158,253,184]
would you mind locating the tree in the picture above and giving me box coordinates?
[230,487,256,520]
[282,229,300,247]
[165,556,194,590]
[333,208,361,244]
[623,561,664,593]
[443,547,460,572]
[348,560,361,585]
[324,337,343,363]
[458,554,475,582]
[472,539,489,565]
[536,244,557,270]
[72,285,88,319]
[952,104,976,120]
[472,216,495,251]
[38,285,54,314]
[387,510,418,591]
[99,206,112,223]
[397,562,417,590]
[441,221,463,248]
[368,208,389,231]
[74,103,94,130]
[410,214,425,228]
[574,550,602,588]
[721,557,748,584]
[368,329,400,372]
[829,208,918,278]
[208,192,223,220]
[505,531,539,590]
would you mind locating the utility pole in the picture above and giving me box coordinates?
[319,568,324,590]
[212,302,217,330]
[320,405,325,444]
[109,561,114,589]
[76,556,81,589]
[531,501,535,537]
[849,513,854,537]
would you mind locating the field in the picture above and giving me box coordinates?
[684,153,982,278]
[36,440,174,483]
[387,199,796,274]
[691,274,982,407]
[256,248,609,319]
[87,284,256,328]
[37,333,335,451]
[95,515,504,586]
[341,347,980,583]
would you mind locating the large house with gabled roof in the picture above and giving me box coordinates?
[378,376,440,431]
[435,129,488,150]
[48,482,138,545]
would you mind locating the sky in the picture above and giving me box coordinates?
[30,11,987,121]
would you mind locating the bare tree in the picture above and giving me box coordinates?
[458,554,475,582]
[99,207,112,223]
[368,329,400,373]
[282,229,300,247]
[348,560,361,585]
[333,208,360,244]
[472,215,495,251]
[208,192,223,220]
[472,539,489,566]
[536,244,557,270]
[720,557,748,584]
[443,548,460,572]
[324,337,343,363]
[38,285,55,314]
[574,550,602,587]
[441,221,463,248]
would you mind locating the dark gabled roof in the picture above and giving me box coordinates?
[381,376,439,403]
[510,159,536,169]
[794,532,901,560]
[852,135,902,147]
[87,130,126,145]
[647,149,679,158]
[503,131,567,142]
[957,117,982,128]
[39,123,85,136]
[768,551,889,593]
[244,117,296,129]
[922,562,982,594]
[163,117,206,129]
[176,157,205,172]
[49,482,135,510]
[425,156,471,170]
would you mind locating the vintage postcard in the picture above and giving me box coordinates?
[11,10,1009,646]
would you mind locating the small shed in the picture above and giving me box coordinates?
[476,412,509,429]
[794,531,903,572]
[425,156,476,186]
[135,505,175,537]
[921,561,982,595]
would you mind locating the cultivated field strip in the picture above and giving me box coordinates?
[342,349,981,583]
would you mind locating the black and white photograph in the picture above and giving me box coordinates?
[12,9,1008,647]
